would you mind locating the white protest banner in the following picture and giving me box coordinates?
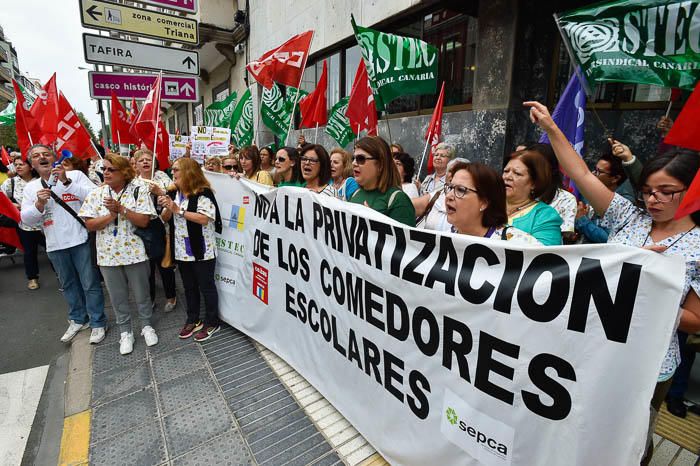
[169,134,189,161]
[190,125,231,164]
[207,173,685,466]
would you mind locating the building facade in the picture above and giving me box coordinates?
[0,24,39,108]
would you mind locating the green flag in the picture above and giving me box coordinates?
[0,82,33,126]
[325,97,354,147]
[557,0,700,91]
[261,83,291,142]
[230,87,254,147]
[285,87,308,114]
[351,15,438,110]
[204,92,237,127]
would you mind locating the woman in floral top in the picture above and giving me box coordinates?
[526,100,700,464]
[158,158,222,342]
[79,154,159,355]
[445,161,540,245]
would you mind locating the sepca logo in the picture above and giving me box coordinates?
[456,418,509,458]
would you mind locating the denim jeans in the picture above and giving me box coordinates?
[47,242,106,329]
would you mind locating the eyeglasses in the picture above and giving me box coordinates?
[223,165,235,170]
[592,168,612,176]
[352,154,377,165]
[443,182,478,199]
[103,167,117,173]
[300,157,319,164]
[638,189,686,203]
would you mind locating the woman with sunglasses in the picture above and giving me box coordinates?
[222,156,240,176]
[526,100,700,464]
[300,144,335,196]
[330,148,359,200]
[349,137,416,226]
[239,146,274,186]
[275,147,304,187]
[444,161,539,244]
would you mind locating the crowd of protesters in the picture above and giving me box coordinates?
[2,101,700,464]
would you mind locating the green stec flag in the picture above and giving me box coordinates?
[230,87,254,147]
[285,87,308,113]
[325,97,354,147]
[204,92,237,127]
[351,15,438,110]
[0,82,33,126]
[261,83,291,142]
[557,0,700,91]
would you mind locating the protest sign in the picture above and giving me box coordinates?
[207,174,685,466]
[169,134,189,161]
[190,125,230,164]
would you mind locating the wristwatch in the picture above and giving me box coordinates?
[177,206,185,217]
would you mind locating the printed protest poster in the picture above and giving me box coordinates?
[169,134,189,161]
[190,125,231,164]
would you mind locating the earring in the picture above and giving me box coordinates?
[479,207,485,212]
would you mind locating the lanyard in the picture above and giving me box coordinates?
[642,225,696,250]
[109,184,129,237]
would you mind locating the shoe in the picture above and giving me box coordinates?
[164,299,177,312]
[27,279,39,290]
[178,320,203,339]
[119,332,135,355]
[89,327,107,344]
[666,397,688,418]
[141,326,158,347]
[60,321,89,342]
[194,325,220,342]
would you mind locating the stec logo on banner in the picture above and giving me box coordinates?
[441,389,514,466]
[252,263,269,305]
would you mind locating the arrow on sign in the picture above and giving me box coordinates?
[182,57,196,69]
[86,5,102,21]
[181,82,195,96]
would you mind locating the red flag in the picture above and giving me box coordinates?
[154,121,171,170]
[128,98,141,145]
[299,60,328,128]
[29,73,60,144]
[424,82,446,174]
[675,171,700,219]
[134,76,162,149]
[246,31,314,89]
[345,60,377,136]
[0,192,22,250]
[1,146,11,167]
[55,93,97,160]
[665,82,700,151]
[111,92,139,145]
[12,80,42,159]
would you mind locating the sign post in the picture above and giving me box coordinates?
[138,0,198,14]
[89,72,199,102]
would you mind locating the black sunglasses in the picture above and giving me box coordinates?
[276,157,287,162]
[352,154,377,165]
[223,165,235,170]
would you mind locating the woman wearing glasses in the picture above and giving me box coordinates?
[527,100,700,464]
[239,146,274,186]
[300,144,335,196]
[204,157,223,173]
[444,161,539,244]
[222,156,240,176]
[275,146,304,187]
[349,137,416,226]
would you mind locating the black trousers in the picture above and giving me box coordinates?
[149,259,177,302]
[177,259,219,327]
[18,229,46,280]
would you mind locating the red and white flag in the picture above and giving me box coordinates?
[29,73,60,145]
[0,192,22,250]
[345,60,377,136]
[111,92,139,145]
[55,93,97,159]
[134,76,170,169]
[1,146,12,168]
[299,60,328,128]
[128,97,141,145]
[246,31,314,89]
[424,82,445,174]
[12,79,41,159]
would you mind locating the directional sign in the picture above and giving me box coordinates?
[139,0,198,14]
[83,33,199,75]
[88,72,199,102]
[79,0,198,45]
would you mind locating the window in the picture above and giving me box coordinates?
[193,103,203,126]
[212,80,229,103]
[176,104,189,135]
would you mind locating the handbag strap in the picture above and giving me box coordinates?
[415,190,442,225]
[41,179,87,229]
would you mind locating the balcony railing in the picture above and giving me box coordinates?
[0,83,13,101]
[0,66,12,83]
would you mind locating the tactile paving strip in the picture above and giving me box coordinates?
[158,368,219,415]
[152,344,206,384]
[171,429,254,466]
[91,388,157,443]
[90,420,167,466]
[92,339,148,374]
[91,362,151,406]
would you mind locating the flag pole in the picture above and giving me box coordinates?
[383,112,392,145]
[314,123,318,143]
[417,137,431,179]
[665,97,674,118]
[285,31,315,146]
[90,139,103,160]
[151,71,162,179]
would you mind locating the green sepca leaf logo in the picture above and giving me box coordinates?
[446,407,458,425]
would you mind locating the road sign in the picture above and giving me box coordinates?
[139,0,198,14]
[79,0,198,45]
[88,72,199,102]
[83,33,199,75]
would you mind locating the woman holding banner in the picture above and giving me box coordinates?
[204,157,223,173]
[275,147,304,187]
[330,148,359,200]
[526,100,700,464]
[158,158,222,342]
[444,160,539,244]
[349,137,416,226]
[239,146,274,186]
[300,145,335,196]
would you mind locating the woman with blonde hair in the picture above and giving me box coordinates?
[329,147,358,200]
[79,154,158,354]
[238,145,274,186]
[158,158,222,342]
[204,156,223,173]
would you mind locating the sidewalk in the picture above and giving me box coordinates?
[57,292,700,466]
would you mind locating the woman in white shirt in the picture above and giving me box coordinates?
[79,154,158,355]
[300,144,336,197]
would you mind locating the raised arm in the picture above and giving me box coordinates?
[524,101,614,216]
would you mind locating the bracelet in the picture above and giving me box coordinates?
[621,155,636,166]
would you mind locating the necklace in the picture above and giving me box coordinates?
[642,225,696,249]
[507,200,537,217]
